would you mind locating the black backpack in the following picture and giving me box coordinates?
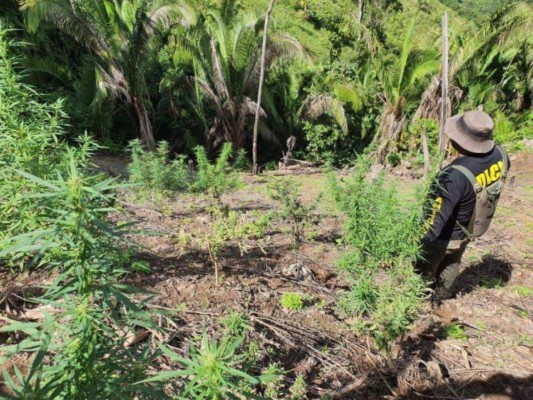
[451,146,509,239]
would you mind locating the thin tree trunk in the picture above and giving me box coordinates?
[132,97,156,151]
[439,12,449,160]
[421,130,430,177]
[358,0,364,24]
[252,0,277,174]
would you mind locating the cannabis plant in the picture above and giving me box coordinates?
[0,28,98,269]
[329,157,427,354]
[0,158,160,399]
[128,139,190,198]
[143,330,279,399]
[204,205,272,284]
[192,143,242,199]
[267,178,322,247]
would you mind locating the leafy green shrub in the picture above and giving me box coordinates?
[329,157,428,353]
[128,139,189,197]
[0,160,159,399]
[192,143,242,199]
[233,148,251,171]
[0,27,98,269]
[267,178,322,247]
[303,121,345,165]
[144,330,280,399]
[280,293,305,311]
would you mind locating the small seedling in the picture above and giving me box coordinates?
[220,312,251,337]
[306,230,319,241]
[289,375,307,400]
[480,276,504,289]
[445,323,468,340]
[263,363,284,399]
[518,335,533,347]
[281,293,304,311]
[267,178,322,247]
[511,285,532,297]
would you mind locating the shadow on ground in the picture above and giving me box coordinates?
[455,254,513,296]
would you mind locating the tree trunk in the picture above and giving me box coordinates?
[358,0,364,24]
[132,97,156,151]
[252,0,277,174]
[421,130,430,177]
[439,12,449,159]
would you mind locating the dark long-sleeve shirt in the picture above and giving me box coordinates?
[423,146,509,243]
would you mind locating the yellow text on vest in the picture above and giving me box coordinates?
[476,161,504,188]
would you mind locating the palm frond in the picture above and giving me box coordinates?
[301,95,348,135]
[396,14,418,94]
[20,0,107,54]
[333,84,365,113]
[210,37,230,100]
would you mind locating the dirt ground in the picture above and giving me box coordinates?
[1,151,532,399]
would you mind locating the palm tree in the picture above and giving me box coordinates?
[414,2,532,122]
[171,0,304,150]
[20,0,195,150]
[374,15,439,163]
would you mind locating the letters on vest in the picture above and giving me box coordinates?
[451,146,508,239]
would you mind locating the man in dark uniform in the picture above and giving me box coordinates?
[416,110,510,306]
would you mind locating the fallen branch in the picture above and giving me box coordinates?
[329,374,368,398]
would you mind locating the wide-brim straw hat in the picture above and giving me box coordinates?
[445,110,495,154]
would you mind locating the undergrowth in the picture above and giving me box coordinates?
[128,141,243,201]
[329,156,429,355]
[267,178,322,247]
[142,314,281,399]
[0,30,277,399]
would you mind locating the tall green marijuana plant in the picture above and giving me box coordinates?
[329,157,428,355]
[0,160,160,399]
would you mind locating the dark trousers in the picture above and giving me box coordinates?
[415,238,470,299]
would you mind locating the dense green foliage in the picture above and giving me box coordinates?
[329,159,428,352]
[128,141,242,199]
[0,30,278,398]
[1,0,529,166]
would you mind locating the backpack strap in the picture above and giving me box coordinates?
[496,145,509,181]
[451,165,483,238]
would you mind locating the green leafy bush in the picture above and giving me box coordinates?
[143,329,280,399]
[303,121,353,165]
[128,139,190,196]
[192,143,242,199]
[267,178,322,247]
[329,157,428,353]
[0,28,98,270]
[0,160,159,399]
